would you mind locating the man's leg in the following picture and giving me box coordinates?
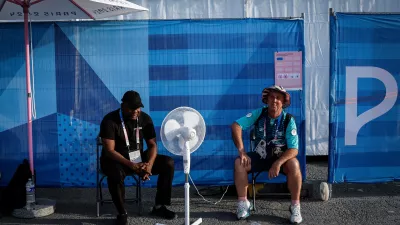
[234,157,251,200]
[234,152,263,220]
[282,158,302,204]
[151,154,174,206]
[145,152,177,220]
[101,159,129,224]
[282,158,303,224]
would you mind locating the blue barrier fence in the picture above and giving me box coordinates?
[329,13,400,183]
[0,19,305,187]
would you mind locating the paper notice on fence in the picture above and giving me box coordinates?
[274,51,303,90]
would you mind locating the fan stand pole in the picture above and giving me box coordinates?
[184,173,190,225]
[185,173,202,225]
[184,141,202,225]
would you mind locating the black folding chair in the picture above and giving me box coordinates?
[96,137,142,217]
[249,128,293,211]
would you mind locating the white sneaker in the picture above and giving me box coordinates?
[290,204,303,224]
[236,200,252,220]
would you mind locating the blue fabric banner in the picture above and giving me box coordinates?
[329,13,400,183]
[0,19,305,187]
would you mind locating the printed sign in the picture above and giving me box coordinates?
[274,51,303,90]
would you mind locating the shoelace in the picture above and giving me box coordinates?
[238,202,249,212]
[292,206,301,216]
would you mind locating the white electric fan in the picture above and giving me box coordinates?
[160,107,206,225]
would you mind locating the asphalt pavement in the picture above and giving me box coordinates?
[1,160,400,225]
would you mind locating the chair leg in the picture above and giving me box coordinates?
[96,145,101,216]
[96,179,99,216]
[252,173,256,211]
[136,179,139,199]
[96,202,100,217]
[99,180,104,206]
[138,179,142,216]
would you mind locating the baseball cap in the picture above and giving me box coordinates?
[121,90,144,109]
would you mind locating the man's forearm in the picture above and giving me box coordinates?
[146,145,157,165]
[232,122,245,154]
[107,150,132,167]
[275,148,298,166]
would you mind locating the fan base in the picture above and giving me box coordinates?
[191,218,202,225]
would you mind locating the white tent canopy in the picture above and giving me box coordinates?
[0,0,148,21]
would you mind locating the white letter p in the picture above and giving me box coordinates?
[345,66,398,146]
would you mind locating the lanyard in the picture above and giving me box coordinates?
[135,118,140,150]
[264,113,283,140]
[119,109,140,151]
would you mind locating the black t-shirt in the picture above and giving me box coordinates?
[99,109,156,159]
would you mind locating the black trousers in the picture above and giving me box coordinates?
[100,151,175,215]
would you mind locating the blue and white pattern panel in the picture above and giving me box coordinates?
[329,13,400,183]
[148,19,305,186]
[0,19,305,187]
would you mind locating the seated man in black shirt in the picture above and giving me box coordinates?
[99,90,177,225]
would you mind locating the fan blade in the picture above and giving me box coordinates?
[183,111,200,128]
[164,119,181,141]
[188,135,199,151]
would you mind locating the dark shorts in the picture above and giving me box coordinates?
[247,151,285,175]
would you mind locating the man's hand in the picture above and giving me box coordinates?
[268,161,282,179]
[141,162,153,181]
[239,152,251,167]
[130,162,144,174]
